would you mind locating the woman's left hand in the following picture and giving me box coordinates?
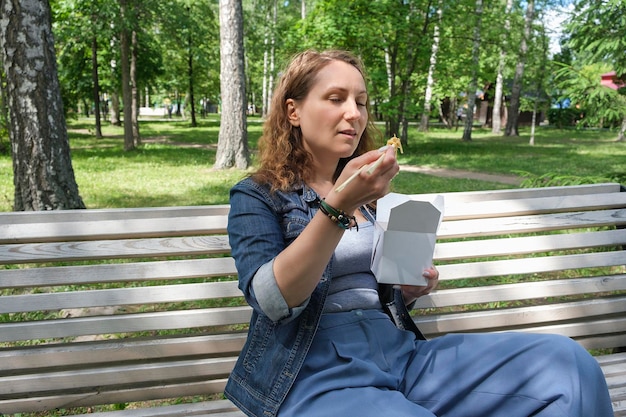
[400,266,439,305]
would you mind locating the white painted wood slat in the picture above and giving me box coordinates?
[417,297,626,336]
[436,250,626,281]
[74,400,244,417]
[0,281,243,314]
[0,379,231,414]
[434,228,626,261]
[410,183,622,204]
[0,333,247,371]
[0,215,229,244]
[0,357,237,396]
[0,306,252,342]
[512,317,626,340]
[438,208,626,238]
[0,257,237,288]
[0,235,231,264]
[0,205,230,224]
[440,192,626,220]
[415,274,626,308]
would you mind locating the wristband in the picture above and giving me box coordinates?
[319,199,358,231]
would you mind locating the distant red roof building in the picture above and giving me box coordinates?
[600,71,625,90]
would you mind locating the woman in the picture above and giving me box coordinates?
[225,49,613,417]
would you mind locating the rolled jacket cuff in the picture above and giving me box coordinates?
[252,259,309,323]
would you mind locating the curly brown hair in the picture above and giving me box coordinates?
[252,49,381,192]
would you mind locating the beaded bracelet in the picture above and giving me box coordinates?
[319,199,358,231]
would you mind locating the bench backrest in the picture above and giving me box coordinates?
[411,183,626,349]
[0,183,625,413]
[0,205,247,413]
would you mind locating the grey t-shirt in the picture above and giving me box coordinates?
[324,221,382,313]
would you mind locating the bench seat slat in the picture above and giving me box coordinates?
[435,228,626,261]
[597,355,626,378]
[0,215,229,244]
[76,400,245,417]
[0,380,232,414]
[612,401,626,417]
[437,250,626,281]
[0,307,252,342]
[0,235,232,264]
[0,357,237,396]
[0,257,237,288]
[513,317,626,340]
[417,296,626,336]
[438,208,626,238]
[0,281,243,314]
[416,274,626,308]
[577,334,626,350]
[606,375,626,391]
[0,333,247,371]
[597,352,626,367]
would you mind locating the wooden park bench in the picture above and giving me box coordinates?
[0,182,625,416]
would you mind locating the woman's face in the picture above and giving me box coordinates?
[287,60,368,162]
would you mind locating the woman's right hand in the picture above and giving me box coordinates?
[327,145,399,213]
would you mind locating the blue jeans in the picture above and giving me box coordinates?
[278,309,613,417]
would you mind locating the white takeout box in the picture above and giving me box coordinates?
[371,193,444,285]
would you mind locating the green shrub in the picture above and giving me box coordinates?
[546,108,584,128]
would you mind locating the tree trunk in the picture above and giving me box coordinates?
[215,0,249,169]
[91,36,103,139]
[1,0,85,210]
[384,50,397,137]
[529,98,537,146]
[505,0,534,137]
[188,45,197,127]
[262,34,269,118]
[261,1,277,119]
[110,92,121,126]
[120,0,134,150]
[492,0,513,135]
[187,11,198,128]
[462,0,483,142]
[419,0,443,133]
[0,55,8,154]
[617,116,626,142]
[130,27,140,146]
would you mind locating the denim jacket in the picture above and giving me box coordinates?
[225,177,424,417]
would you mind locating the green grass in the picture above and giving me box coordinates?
[405,127,626,181]
[0,117,625,212]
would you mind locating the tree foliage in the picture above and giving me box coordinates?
[563,0,626,140]
[5,0,624,212]
[554,62,626,128]
[566,0,626,75]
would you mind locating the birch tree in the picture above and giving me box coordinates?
[505,0,534,136]
[215,0,249,169]
[418,0,443,132]
[261,0,277,118]
[462,0,483,142]
[492,0,513,135]
[119,0,136,150]
[0,0,85,210]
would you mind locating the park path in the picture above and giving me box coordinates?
[399,165,522,185]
